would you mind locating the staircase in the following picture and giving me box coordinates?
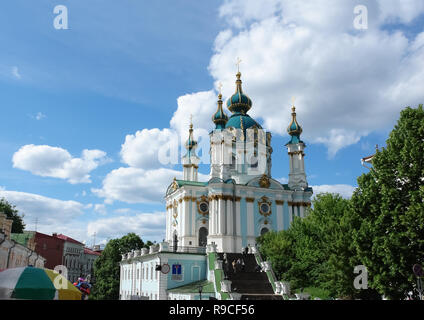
[217,253,283,300]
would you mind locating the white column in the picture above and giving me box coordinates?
[235,200,241,236]
[211,198,217,235]
[246,200,254,237]
[218,198,225,235]
[300,205,305,218]
[178,201,183,238]
[183,200,189,239]
[276,201,283,230]
[191,198,196,236]
[226,199,233,236]
[288,203,293,224]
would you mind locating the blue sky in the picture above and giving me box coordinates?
[1,0,423,245]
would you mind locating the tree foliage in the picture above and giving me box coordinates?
[352,105,424,299]
[258,105,423,300]
[258,193,369,298]
[90,233,147,300]
[0,198,25,233]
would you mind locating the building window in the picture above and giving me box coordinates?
[171,264,182,281]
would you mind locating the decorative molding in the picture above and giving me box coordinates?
[287,201,311,207]
[259,174,271,188]
[245,197,255,203]
[183,164,199,169]
[208,194,234,201]
[288,151,305,156]
[258,196,272,217]
[171,178,179,192]
[275,200,285,206]
[183,196,192,202]
[196,195,209,216]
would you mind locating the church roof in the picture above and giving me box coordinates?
[176,180,208,187]
[225,113,262,131]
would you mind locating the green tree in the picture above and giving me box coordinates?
[259,193,380,299]
[90,233,146,300]
[352,105,424,300]
[0,198,25,233]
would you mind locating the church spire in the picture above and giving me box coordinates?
[182,116,199,181]
[185,115,197,156]
[287,99,303,145]
[226,59,253,115]
[212,84,228,129]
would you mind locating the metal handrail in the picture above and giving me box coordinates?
[164,245,207,254]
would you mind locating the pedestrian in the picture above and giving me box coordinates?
[241,259,245,272]
[232,260,237,273]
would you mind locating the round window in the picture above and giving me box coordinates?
[199,202,209,213]
[260,203,270,214]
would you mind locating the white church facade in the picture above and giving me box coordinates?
[120,71,313,300]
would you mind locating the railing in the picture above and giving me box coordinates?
[164,245,207,255]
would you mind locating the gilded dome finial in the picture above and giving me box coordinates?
[287,97,303,144]
[226,58,252,114]
[236,57,242,73]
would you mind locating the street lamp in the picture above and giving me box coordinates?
[198,285,203,301]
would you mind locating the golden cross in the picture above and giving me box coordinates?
[217,82,223,95]
[291,96,296,107]
[236,57,242,72]
[189,114,193,128]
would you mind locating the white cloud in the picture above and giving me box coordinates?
[120,128,178,169]
[167,0,424,157]
[92,167,209,204]
[311,184,356,199]
[170,90,217,138]
[87,212,166,242]
[377,0,424,24]
[94,204,107,215]
[12,144,109,184]
[0,190,85,226]
[11,66,21,79]
[35,112,46,120]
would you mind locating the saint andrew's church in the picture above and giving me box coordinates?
[120,70,313,300]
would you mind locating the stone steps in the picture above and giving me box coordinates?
[217,252,281,299]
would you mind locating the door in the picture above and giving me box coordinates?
[198,227,208,247]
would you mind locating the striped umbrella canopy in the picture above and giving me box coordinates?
[0,267,82,300]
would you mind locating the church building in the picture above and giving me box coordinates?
[120,71,313,300]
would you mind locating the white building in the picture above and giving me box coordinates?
[120,71,312,300]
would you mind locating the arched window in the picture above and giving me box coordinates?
[260,227,269,236]
[250,155,258,168]
[198,227,208,247]
[230,154,236,170]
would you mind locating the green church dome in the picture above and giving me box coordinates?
[226,72,252,114]
[225,113,262,131]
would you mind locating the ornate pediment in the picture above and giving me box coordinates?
[259,174,271,188]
